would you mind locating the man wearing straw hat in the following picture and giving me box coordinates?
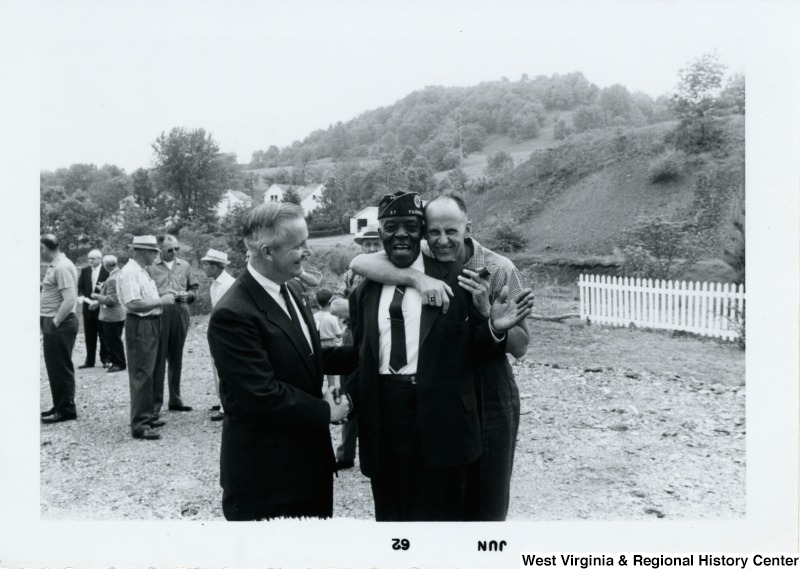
[116,235,176,441]
[201,249,235,422]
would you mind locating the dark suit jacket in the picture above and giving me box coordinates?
[207,270,356,506]
[78,265,109,319]
[348,255,507,479]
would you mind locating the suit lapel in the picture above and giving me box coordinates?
[363,281,381,359]
[419,256,449,348]
[288,280,324,379]
[241,271,317,378]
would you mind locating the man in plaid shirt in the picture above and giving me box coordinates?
[350,191,529,520]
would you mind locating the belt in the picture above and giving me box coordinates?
[127,314,160,321]
[379,374,417,384]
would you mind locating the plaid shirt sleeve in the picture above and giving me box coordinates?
[487,253,525,304]
[116,269,142,305]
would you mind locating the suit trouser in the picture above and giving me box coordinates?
[209,352,224,413]
[125,315,160,435]
[370,379,471,521]
[82,307,109,366]
[101,320,126,368]
[335,326,358,462]
[153,302,190,413]
[222,484,333,521]
[40,314,78,416]
[469,357,521,521]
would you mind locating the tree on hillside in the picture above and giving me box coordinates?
[87,176,131,222]
[131,168,156,208]
[621,216,696,280]
[40,189,106,259]
[670,53,727,151]
[572,104,607,133]
[282,187,301,205]
[151,127,235,224]
[722,183,745,284]
[484,150,514,178]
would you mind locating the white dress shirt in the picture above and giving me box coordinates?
[377,254,424,374]
[210,270,236,308]
[91,264,100,291]
[247,263,313,353]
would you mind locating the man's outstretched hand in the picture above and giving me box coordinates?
[490,286,534,332]
[324,386,351,424]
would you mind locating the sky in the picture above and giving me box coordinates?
[37,0,758,173]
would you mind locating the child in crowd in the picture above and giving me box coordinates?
[314,288,343,391]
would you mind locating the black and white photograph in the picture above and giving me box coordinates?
[2,0,799,566]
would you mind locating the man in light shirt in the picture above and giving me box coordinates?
[92,255,127,373]
[344,191,534,521]
[146,234,199,414]
[40,234,80,424]
[201,249,236,422]
[117,235,176,441]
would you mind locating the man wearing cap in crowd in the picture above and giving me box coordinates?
[201,249,236,422]
[40,234,80,424]
[351,189,531,521]
[77,249,110,369]
[146,234,199,415]
[91,255,127,373]
[328,223,381,470]
[117,235,176,440]
[344,191,533,521]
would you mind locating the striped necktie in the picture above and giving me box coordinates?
[280,284,312,355]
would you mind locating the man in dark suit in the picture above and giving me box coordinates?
[207,202,356,521]
[346,191,533,521]
[77,249,110,369]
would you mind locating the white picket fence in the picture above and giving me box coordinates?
[578,274,745,341]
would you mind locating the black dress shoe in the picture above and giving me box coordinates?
[168,404,193,412]
[41,412,77,424]
[335,459,355,470]
[149,419,166,428]
[210,405,221,411]
[132,429,161,440]
[210,411,224,421]
[78,364,95,369]
[107,366,126,373]
[41,407,56,417]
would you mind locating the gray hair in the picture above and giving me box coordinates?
[102,255,117,268]
[88,249,103,259]
[243,203,305,255]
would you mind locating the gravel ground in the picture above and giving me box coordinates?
[40,316,745,521]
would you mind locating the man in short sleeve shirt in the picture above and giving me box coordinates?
[40,234,80,423]
[146,234,199,414]
[117,235,174,440]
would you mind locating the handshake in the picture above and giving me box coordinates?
[323,386,351,424]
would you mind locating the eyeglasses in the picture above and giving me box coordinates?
[166,247,180,253]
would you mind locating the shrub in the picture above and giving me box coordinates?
[483,215,527,252]
[647,151,684,184]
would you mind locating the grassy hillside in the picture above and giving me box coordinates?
[467,116,744,263]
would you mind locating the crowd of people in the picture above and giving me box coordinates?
[39,189,535,522]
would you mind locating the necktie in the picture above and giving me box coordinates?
[280,284,312,355]
[388,285,407,373]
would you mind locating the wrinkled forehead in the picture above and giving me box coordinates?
[380,215,422,227]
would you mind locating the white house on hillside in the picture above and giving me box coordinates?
[349,206,379,234]
[217,189,253,218]
[263,183,325,216]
